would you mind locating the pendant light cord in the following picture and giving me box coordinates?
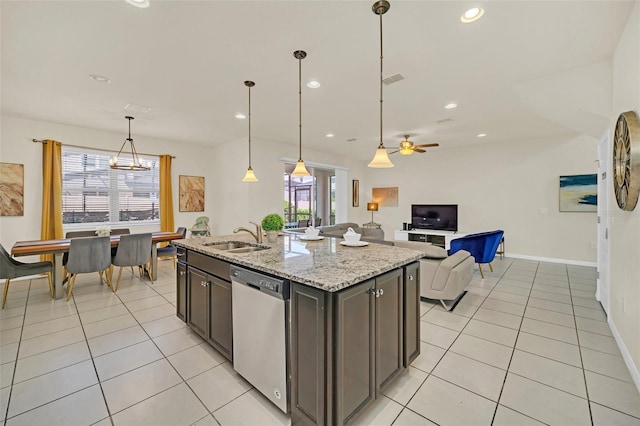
[298,56,303,162]
[379,9,384,149]
[248,84,252,168]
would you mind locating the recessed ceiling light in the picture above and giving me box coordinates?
[477,133,487,138]
[125,0,150,8]
[235,113,246,119]
[461,7,484,23]
[307,80,321,89]
[89,74,111,83]
[444,103,458,109]
[326,133,335,138]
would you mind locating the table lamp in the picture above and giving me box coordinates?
[365,202,380,227]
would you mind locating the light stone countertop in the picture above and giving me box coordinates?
[173,233,426,292]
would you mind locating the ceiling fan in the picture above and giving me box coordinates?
[389,135,439,155]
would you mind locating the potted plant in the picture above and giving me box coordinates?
[261,213,284,243]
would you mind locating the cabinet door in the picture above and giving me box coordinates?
[176,262,187,322]
[403,262,420,366]
[290,282,328,426]
[375,269,404,394]
[334,279,375,425]
[208,276,233,361]
[188,268,208,338]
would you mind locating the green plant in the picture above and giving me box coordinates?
[261,213,284,232]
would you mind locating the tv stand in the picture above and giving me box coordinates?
[394,230,469,251]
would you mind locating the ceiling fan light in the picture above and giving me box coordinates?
[291,160,310,177]
[242,167,258,182]
[399,147,414,155]
[368,147,394,168]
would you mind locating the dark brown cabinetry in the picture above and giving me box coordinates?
[176,261,187,322]
[183,251,233,361]
[403,261,420,366]
[291,265,418,426]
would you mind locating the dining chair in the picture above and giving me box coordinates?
[157,227,187,268]
[65,236,112,301]
[111,233,153,291]
[298,219,309,228]
[1,244,53,308]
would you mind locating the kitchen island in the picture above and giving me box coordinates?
[174,234,425,426]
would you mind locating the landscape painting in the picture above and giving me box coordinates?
[179,175,205,212]
[0,162,24,216]
[559,174,597,212]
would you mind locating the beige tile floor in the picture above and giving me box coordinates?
[1,257,639,425]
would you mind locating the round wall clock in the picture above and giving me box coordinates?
[613,111,640,211]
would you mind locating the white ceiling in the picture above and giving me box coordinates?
[1,0,634,162]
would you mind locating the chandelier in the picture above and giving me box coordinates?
[109,116,150,171]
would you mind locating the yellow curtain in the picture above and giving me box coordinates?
[40,140,63,262]
[159,155,175,247]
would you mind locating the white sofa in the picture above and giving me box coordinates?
[393,240,474,310]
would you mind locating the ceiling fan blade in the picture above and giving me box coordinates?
[414,143,440,148]
[413,148,426,153]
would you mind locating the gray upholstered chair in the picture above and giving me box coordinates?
[111,233,153,291]
[393,240,474,310]
[157,227,187,268]
[65,236,112,301]
[1,244,53,308]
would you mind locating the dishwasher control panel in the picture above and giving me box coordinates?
[230,265,289,300]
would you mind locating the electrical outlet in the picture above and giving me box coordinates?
[590,241,597,249]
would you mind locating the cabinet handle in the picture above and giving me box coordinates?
[201,280,207,287]
[367,288,376,296]
[408,275,414,281]
[179,271,185,276]
[177,253,185,257]
[377,289,384,297]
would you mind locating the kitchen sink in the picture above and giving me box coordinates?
[203,241,270,253]
[203,241,251,250]
[227,246,270,253]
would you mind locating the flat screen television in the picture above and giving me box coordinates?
[411,204,458,232]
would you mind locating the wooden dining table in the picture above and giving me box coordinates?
[11,231,184,300]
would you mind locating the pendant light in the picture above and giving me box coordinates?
[368,0,394,168]
[242,80,258,182]
[291,50,311,177]
[109,116,150,171]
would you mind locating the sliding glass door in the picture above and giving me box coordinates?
[284,164,335,228]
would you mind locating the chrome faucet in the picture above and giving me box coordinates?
[233,221,263,243]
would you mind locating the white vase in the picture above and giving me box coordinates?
[266,231,279,243]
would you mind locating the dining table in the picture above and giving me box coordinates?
[11,231,184,300]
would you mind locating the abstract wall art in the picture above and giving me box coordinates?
[559,174,597,212]
[372,186,399,207]
[179,175,205,212]
[0,162,24,216]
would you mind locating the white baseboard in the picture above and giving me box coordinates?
[505,253,596,267]
[608,317,640,394]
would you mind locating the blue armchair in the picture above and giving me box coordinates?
[449,230,504,279]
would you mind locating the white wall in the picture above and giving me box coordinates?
[609,0,640,389]
[361,133,598,263]
[0,115,215,257]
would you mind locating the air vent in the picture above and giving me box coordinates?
[346,138,357,142]
[125,103,152,114]
[436,118,453,125]
[383,74,404,85]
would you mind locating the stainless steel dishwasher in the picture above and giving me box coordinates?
[230,265,289,413]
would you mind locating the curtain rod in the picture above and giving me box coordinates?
[32,139,176,159]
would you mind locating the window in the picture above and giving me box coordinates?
[61,147,160,225]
